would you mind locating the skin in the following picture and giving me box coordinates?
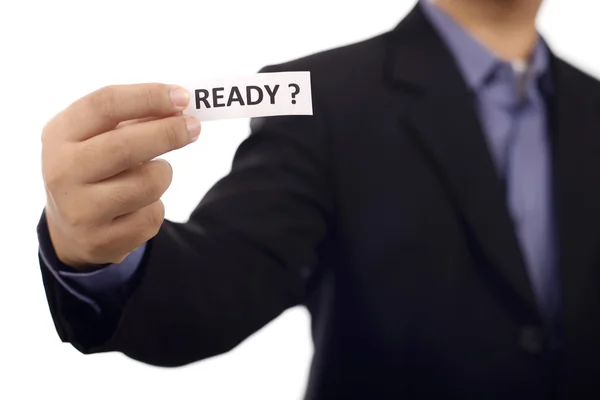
[434,0,544,60]
[42,1,544,270]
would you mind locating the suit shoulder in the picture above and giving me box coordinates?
[557,58,600,96]
[260,33,390,86]
[250,34,391,136]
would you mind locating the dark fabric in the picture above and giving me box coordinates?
[38,5,600,399]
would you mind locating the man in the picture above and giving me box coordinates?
[37,0,600,398]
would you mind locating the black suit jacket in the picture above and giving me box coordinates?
[39,6,600,399]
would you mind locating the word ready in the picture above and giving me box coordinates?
[183,71,312,121]
[195,85,280,109]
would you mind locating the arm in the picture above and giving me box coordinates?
[40,69,334,366]
[37,213,146,314]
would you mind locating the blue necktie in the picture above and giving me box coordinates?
[505,69,560,320]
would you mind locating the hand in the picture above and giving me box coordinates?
[41,84,201,269]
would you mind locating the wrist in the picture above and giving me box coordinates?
[45,206,93,270]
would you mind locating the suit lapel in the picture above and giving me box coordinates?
[383,6,539,317]
[550,57,600,327]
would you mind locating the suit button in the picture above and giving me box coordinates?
[519,326,544,355]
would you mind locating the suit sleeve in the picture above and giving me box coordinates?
[40,65,334,367]
[38,222,147,314]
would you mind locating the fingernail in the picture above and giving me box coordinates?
[170,86,190,108]
[185,116,201,141]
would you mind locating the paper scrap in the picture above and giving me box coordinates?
[183,71,312,121]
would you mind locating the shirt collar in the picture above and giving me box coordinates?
[419,0,550,92]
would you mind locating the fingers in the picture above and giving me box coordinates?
[116,111,183,129]
[88,159,173,220]
[47,83,191,142]
[74,114,200,182]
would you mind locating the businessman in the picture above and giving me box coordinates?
[37,0,600,398]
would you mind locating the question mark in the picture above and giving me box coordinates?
[288,83,300,104]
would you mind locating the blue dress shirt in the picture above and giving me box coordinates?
[38,0,560,318]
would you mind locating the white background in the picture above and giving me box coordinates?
[1,0,599,399]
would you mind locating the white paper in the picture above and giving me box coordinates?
[182,71,312,121]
